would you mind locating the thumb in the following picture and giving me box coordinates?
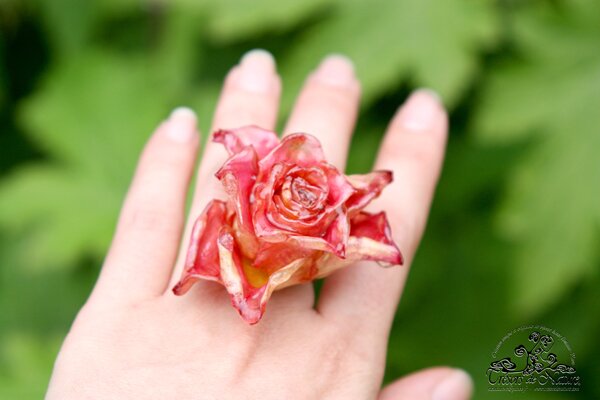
[378,367,473,400]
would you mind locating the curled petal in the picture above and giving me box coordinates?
[321,163,356,210]
[323,207,350,257]
[345,170,393,215]
[347,211,403,266]
[172,200,229,295]
[307,211,402,281]
[259,133,325,174]
[217,228,304,324]
[216,146,259,257]
[213,125,280,158]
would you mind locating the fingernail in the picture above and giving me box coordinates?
[238,49,276,92]
[432,369,473,400]
[313,54,355,86]
[167,107,197,143]
[398,89,443,131]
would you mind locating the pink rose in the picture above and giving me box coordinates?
[173,126,402,324]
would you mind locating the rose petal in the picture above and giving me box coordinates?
[274,206,350,258]
[172,200,229,295]
[216,146,259,258]
[216,228,263,323]
[307,212,402,280]
[258,258,306,299]
[217,227,304,324]
[253,163,290,241]
[323,206,350,257]
[321,162,356,209]
[265,199,331,237]
[213,125,280,159]
[312,252,347,280]
[288,212,349,257]
[259,133,325,174]
[347,211,403,266]
[345,170,393,215]
[256,196,345,256]
[253,241,314,274]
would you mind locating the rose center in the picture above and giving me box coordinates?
[272,168,329,222]
[291,177,320,208]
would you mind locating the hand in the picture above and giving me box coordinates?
[46,50,472,400]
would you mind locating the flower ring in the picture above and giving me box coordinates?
[173,126,402,324]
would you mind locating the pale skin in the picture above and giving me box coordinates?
[46,50,473,400]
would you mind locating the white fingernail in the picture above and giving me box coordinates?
[313,54,355,86]
[238,49,276,93]
[432,369,473,400]
[398,89,443,131]
[167,107,197,143]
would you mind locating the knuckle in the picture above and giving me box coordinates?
[318,322,379,383]
[316,323,350,381]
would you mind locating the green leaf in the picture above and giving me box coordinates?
[280,0,499,110]
[0,1,225,271]
[32,0,143,57]
[474,0,600,316]
[0,51,175,271]
[33,0,97,56]
[0,166,118,270]
[21,53,173,176]
[197,0,335,41]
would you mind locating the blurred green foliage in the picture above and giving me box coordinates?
[0,0,599,398]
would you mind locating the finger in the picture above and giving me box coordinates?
[283,55,360,169]
[168,49,281,289]
[196,49,281,203]
[318,90,448,333]
[378,368,473,400]
[92,108,199,303]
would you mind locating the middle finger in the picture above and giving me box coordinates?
[168,49,281,290]
[284,55,361,170]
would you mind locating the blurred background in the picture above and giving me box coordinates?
[1,0,599,398]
